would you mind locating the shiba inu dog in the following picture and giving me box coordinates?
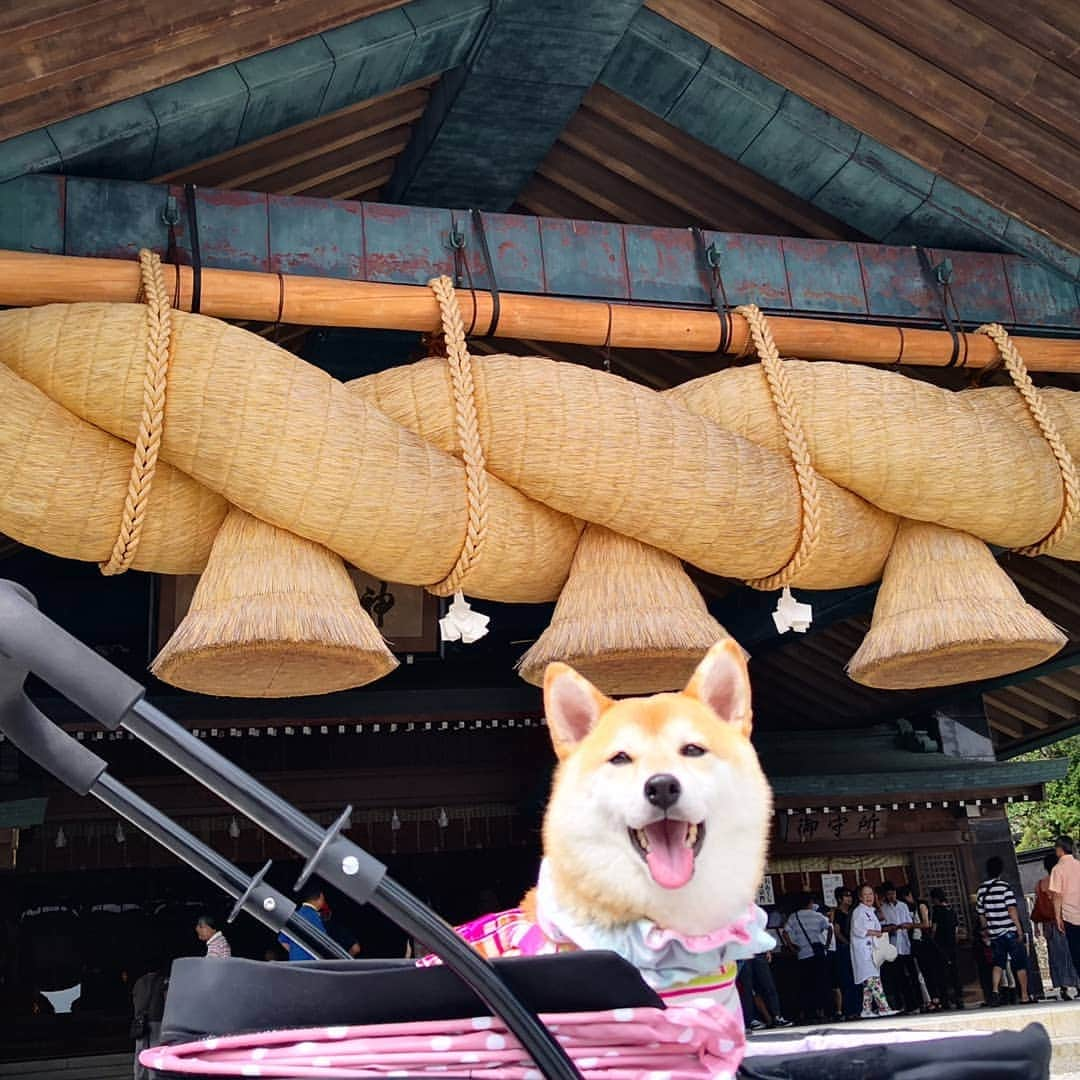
[417,641,773,1069]
[535,638,772,942]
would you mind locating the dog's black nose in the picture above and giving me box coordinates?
[644,773,681,810]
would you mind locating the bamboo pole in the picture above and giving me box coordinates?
[1,249,1078,371]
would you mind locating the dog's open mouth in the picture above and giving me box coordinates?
[628,820,706,890]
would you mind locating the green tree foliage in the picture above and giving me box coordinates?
[1008,734,1080,850]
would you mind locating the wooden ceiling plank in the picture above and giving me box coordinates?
[2,0,408,139]
[984,693,1050,729]
[1027,556,1080,590]
[986,707,1025,740]
[536,144,705,228]
[949,0,1080,79]
[755,652,874,713]
[582,85,859,240]
[1007,567,1080,622]
[826,0,1080,153]
[1006,680,1078,718]
[299,163,394,201]
[252,126,411,196]
[516,174,621,224]
[1039,670,1080,699]
[647,0,1080,254]
[796,633,857,667]
[709,0,1080,212]
[157,83,432,188]
[2,0,285,97]
[0,0,112,39]
[559,108,816,236]
[747,665,858,719]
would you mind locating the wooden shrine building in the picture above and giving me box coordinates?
[1,0,1079,1057]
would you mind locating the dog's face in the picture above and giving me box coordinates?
[541,640,771,937]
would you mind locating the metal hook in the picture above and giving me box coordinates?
[161,195,180,227]
[448,223,467,250]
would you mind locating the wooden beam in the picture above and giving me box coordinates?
[13,248,1080,370]
[756,652,876,713]
[986,706,1026,740]
[1006,680,1079,719]
[156,82,433,189]
[984,693,1050,729]
[578,85,860,241]
[1007,568,1080,623]
[1039,669,1080,701]
[0,0,412,142]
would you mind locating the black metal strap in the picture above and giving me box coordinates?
[916,248,964,367]
[694,227,731,355]
[161,194,182,309]
[185,183,202,315]
[471,209,500,338]
[448,216,477,336]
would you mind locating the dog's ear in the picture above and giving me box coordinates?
[543,663,612,759]
[684,639,752,738]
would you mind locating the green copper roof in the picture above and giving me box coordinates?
[770,757,1068,800]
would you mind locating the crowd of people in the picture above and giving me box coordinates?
[737,879,964,1033]
[736,836,1080,1036]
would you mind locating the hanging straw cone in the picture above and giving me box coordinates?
[518,524,730,695]
[153,508,398,697]
[847,520,1066,690]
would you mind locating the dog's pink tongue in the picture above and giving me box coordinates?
[644,820,694,889]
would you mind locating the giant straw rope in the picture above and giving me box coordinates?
[0,252,1077,637]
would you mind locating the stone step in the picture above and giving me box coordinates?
[1053,1035,1080,1075]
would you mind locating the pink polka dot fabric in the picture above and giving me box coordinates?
[142,996,743,1078]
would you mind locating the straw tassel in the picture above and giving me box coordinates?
[518,524,730,695]
[153,509,397,697]
[847,520,1066,690]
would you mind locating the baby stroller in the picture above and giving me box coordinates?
[0,580,1052,1079]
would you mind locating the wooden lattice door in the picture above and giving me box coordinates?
[915,849,970,939]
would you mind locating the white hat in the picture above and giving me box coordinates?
[872,935,898,968]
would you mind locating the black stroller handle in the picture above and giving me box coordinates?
[0,580,581,1080]
[0,583,348,959]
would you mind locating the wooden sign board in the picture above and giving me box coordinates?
[156,571,440,655]
[780,809,890,844]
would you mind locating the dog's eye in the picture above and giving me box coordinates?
[680,743,707,758]
[608,751,632,766]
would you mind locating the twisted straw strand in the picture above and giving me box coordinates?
[428,275,490,595]
[101,249,173,575]
[739,303,822,590]
[976,322,1078,557]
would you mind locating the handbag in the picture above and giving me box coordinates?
[796,911,827,959]
[130,1012,149,1040]
[1032,885,1056,924]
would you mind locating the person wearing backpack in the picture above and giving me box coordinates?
[782,893,832,1023]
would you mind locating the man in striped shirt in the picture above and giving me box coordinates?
[195,914,232,959]
[975,856,1030,1005]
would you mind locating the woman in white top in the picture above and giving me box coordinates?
[850,884,898,1018]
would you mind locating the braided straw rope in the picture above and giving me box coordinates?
[976,322,1078,557]
[738,303,822,590]
[100,249,174,575]
[428,275,490,595]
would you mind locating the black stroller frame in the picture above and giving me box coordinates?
[0,580,581,1080]
[0,579,1054,1080]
